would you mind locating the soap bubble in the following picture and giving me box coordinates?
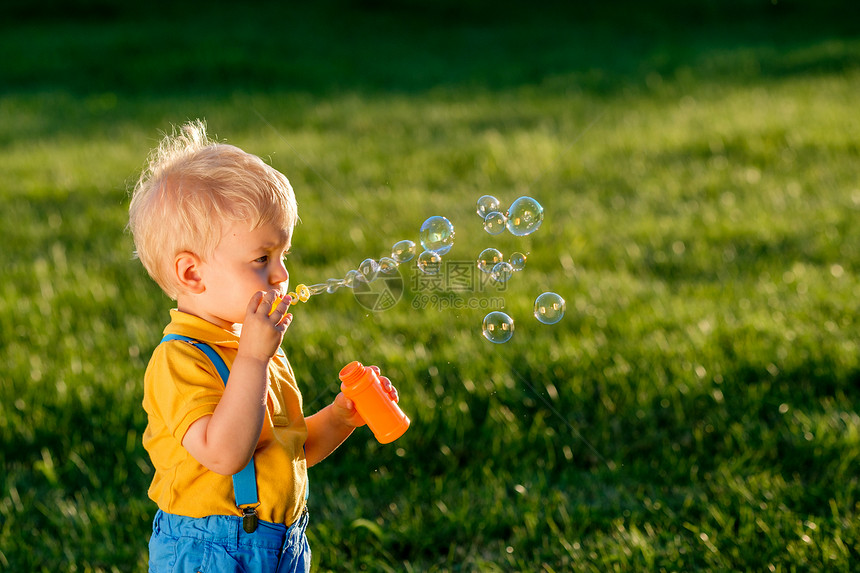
[343,269,361,288]
[353,258,405,312]
[358,258,380,282]
[391,239,417,263]
[419,216,455,256]
[491,261,514,283]
[506,196,544,236]
[476,195,501,218]
[534,292,566,325]
[483,211,507,235]
[378,256,399,274]
[326,278,344,294]
[509,252,527,271]
[417,250,442,275]
[307,283,328,295]
[477,248,504,274]
[482,311,514,344]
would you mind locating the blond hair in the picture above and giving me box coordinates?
[128,120,298,299]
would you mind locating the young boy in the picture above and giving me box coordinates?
[128,120,396,572]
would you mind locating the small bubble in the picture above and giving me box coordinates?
[477,248,504,273]
[483,211,507,235]
[506,196,544,236]
[343,269,361,288]
[417,250,442,275]
[378,256,399,274]
[482,311,514,344]
[509,252,527,271]
[326,278,344,294]
[534,292,565,324]
[391,239,417,263]
[476,195,501,218]
[358,258,380,282]
[491,261,514,283]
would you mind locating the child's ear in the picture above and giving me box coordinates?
[174,252,206,294]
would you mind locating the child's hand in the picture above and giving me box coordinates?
[331,392,366,428]
[332,366,399,428]
[237,290,293,361]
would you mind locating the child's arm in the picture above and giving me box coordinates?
[304,371,398,467]
[182,292,292,475]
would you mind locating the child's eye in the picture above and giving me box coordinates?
[254,255,268,264]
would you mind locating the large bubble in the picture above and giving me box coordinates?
[419,216,455,256]
[506,196,544,236]
[534,292,566,324]
[482,311,515,344]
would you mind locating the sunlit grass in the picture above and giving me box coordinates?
[2,2,860,571]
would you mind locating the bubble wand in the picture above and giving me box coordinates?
[262,241,426,444]
[269,237,423,313]
[269,283,410,444]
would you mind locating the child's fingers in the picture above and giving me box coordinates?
[265,292,291,317]
[333,392,366,427]
[246,291,265,314]
[334,392,355,411]
[278,312,294,329]
[272,294,291,315]
[368,366,399,401]
[379,375,399,402]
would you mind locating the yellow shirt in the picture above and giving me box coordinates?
[142,310,308,526]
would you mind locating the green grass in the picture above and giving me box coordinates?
[2,1,860,571]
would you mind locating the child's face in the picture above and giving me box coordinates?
[196,220,292,328]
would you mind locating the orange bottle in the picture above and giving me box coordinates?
[339,361,410,444]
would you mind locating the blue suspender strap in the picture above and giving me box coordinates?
[161,334,231,386]
[159,334,259,508]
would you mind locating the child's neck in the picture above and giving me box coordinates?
[176,298,240,335]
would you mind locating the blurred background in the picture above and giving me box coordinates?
[1,0,859,570]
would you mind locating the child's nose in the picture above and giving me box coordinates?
[271,260,289,285]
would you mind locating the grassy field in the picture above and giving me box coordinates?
[2,0,860,571]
